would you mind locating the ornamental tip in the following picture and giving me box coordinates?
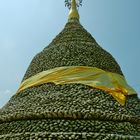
[68,0,80,21]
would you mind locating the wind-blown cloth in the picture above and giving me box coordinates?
[17,66,136,105]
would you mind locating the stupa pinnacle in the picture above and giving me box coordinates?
[68,0,80,20]
[0,1,140,139]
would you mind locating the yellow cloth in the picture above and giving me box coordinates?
[17,66,136,106]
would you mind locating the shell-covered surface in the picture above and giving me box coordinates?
[22,20,123,81]
[0,19,140,139]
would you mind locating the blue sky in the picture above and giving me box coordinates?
[0,0,140,108]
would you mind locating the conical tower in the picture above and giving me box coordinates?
[0,1,140,139]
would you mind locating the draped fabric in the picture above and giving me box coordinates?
[17,66,136,106]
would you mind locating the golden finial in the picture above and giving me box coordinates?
[68,0,79,20]
[65,0,83,21]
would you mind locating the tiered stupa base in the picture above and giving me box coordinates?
[0,84,140,139]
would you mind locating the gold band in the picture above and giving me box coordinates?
[17,66,136,106]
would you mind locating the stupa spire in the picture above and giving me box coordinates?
[65,0,82,21]
[68,0,79,20]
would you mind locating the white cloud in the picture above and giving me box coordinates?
[0,89,14,108]
[0,38,17,51]
[4,89,11,95]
